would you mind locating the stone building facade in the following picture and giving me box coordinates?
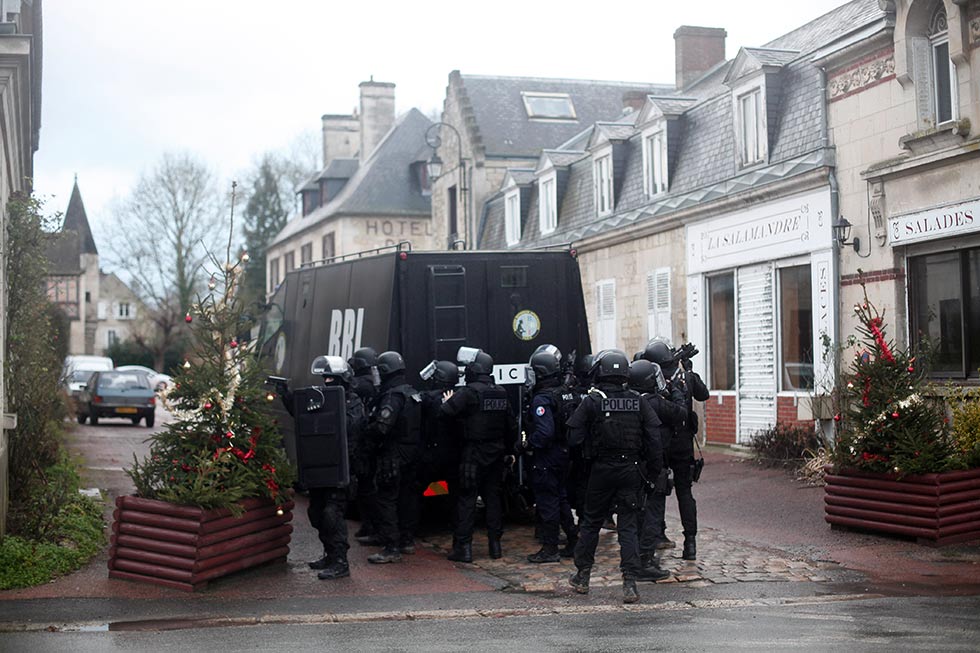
[821,0,980,386]
[266,81,437,295]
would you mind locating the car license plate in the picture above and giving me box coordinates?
[116,407,138,414]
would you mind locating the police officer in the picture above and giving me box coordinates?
[418,360,462,507]
[643,339,709,560]
[364,350,422,563]
[280,356,365,580]
[440,348,515,563]
[566,353,594,523]
[567,349,664,604]
[629,359,687,574]
[348,347,381,543]
[519,346,578,563]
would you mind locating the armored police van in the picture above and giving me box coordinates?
[259,243,591,467]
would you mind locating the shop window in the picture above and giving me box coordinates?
[778,265,813,391]
[909,248,980,377]
[708,273,736,390]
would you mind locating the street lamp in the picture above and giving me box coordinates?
[425,122,469,249]
[833,214,871,258]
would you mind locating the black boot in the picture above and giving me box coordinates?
[447,542,473,563]
[367,546,402,564]
[569,567,591,594]
[527,545,560,563]
[622,578,640,604]
[307,553,331,570]
[559,537,577,558]
[488,538,502,560]
[317,557,350,580]
[639,551,660,570]
[682,536,696,561]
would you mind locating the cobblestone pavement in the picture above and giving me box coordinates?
[420,516,840,594]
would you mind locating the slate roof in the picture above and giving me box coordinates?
[456,73,673,159]
[541,150,587,169]
[321,158,359,179]
[270,109,432,246]
[44,230,82,275]
[478,0,884,250]
[507,169,537,186]
[62,181,97,255]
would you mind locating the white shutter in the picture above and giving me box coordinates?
[646,268,672,343]
[596,279,616,350]
[97,301,107,320]
[736,263,776,443]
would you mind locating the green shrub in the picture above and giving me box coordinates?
[0,490,105,590]
[951,394,980,469]
[750,422,827,467]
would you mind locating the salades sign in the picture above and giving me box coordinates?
[888,197,980,246]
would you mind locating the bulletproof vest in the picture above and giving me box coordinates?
[529,385,575,444]
[352,375,378,404]
[590,388,644,456]
[464,381,510,443]
[346,393,366,456]
[385,384,422,447]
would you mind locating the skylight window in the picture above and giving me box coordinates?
[522,92,576,120]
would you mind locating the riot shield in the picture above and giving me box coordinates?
[290,385,350,488]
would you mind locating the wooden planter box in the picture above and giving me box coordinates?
[108,495,294,591]
[824,467,980,546]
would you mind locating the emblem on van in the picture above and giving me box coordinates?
[513,310,541,341]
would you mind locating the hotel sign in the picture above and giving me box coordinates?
[888,198,980,246]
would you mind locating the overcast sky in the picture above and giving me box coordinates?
[34,0,852,255]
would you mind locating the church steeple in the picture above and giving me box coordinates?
[62,178,98,256]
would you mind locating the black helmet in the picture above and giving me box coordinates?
[642,339,674,366]
[528,350,560,380]
[531,344,562,363]
[592,349,630,382]
[628,359,666,394]
[349,347,378,376]
[467,351,494,376]
[433,360,460,387]
[632,351,644,362]
[376,351,405,377]
[311,355,353,385]
[574,354,594,381]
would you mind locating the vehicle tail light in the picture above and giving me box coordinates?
[93,395,102,404]
[148,397,156,407]
[423,480,449,497]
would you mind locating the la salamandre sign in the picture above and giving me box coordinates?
[888,198,980,246]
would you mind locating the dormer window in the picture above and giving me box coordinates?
[505,187,522,246]
[642,129,668,197]
[522,92,576,120]
[929,5,957,125]
[539,173,557,235]
[737,88,765,166]
[594,153,613,216]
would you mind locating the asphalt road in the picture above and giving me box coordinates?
[2,594,979,651]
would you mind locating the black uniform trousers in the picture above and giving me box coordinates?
[308,487,350,561]
[573,457,644,579]
[530,462,576,546]
[641,438,697,555]
[375,457,420,549]
[354,457,380,535]
[454,458,504,546]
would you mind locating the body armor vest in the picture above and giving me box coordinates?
[387,384,421,446]
[464,381,509,443]
[590,387,644,456]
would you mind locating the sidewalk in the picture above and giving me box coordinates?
[1,448,977,627]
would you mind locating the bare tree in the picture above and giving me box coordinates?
[105,152,226,370]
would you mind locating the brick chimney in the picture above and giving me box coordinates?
[674,26,727,90]
[359,79,396,162]
[321,112,360,168]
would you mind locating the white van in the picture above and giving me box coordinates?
[63,355,114,400]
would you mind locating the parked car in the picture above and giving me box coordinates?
[76,370,157,427]
[115,365,174,391]
[62,355,114,403]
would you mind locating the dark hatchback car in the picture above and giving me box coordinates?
[76,370,157,427]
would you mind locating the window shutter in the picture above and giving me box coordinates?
[596,280,616,350]
[97,302,107,320]
[646,268,672,343]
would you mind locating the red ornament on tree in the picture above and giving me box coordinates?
[204,402,213,410]
[230,339,238,349]
[891,411,900,419]
[833,413,842,422]
[185,312,192,323]
[907,366,914,373]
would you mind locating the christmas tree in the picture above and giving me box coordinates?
[833,287,957,477]
[128,198,292,510]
